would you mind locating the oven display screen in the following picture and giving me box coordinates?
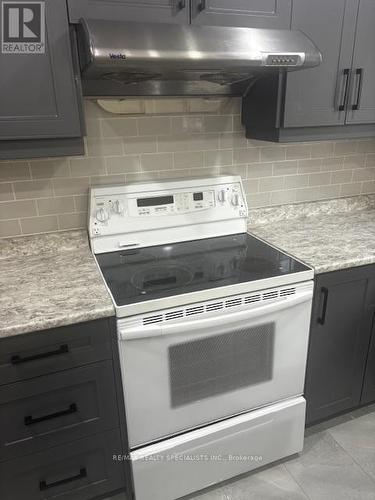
[193,192,203,201]
[137,195,174,207]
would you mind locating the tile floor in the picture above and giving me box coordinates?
[108,404,375,500]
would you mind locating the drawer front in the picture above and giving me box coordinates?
[0,429,124,500]
[0,319,113,385]
[0,361,118,462]
[131,397,305,500]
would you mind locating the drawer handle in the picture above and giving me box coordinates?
[24,403,78,426]
[11,344,69,365]
[317,287,329,325]
[39,467,87,491]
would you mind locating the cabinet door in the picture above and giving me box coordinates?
[67,0,189,24]
[346,0,375,124]
[361,279,375,404]
[0,0,82,140]
[305,272,370,425]
[190,0,292,28]
[283,0,358,128]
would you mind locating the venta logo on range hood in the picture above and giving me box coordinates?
[109,53,127,60]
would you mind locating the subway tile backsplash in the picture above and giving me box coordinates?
[0,98,375,238]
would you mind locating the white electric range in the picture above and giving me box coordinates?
[88,176,314,500]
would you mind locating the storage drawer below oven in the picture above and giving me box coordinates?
[131,397,305,500]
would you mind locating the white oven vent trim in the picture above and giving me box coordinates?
[139,286,298,327]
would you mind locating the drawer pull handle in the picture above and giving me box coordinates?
[317,287,329,325]
[39,467,87,491]
[11,344,69,365]
[24,403,78,426]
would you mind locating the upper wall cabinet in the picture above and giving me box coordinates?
[190,0,292,29]
[67,0,189,24]
[243,0,375,142]
[287,0,375,128]
[68,0,291,28]
[284,0,357,128]
[0,0,84,158]
[345,0,375,124]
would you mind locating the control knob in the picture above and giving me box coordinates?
[96,207,110,223]
[231,193,240,207]
[217,189,227,204]
[113,200,125,215]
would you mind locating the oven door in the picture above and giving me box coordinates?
[118,281,313,448]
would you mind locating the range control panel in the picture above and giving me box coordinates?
[89,176,248,251]
[131,189,215,217]
[92,182,246,232]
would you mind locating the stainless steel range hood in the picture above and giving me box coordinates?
[77,19,321,98]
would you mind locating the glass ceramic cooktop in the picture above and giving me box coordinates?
[96,233,310,307]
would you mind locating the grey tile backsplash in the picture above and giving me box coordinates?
[0,98,374,238]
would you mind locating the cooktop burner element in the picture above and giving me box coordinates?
[131,264,194,293]
[96,233,309,307]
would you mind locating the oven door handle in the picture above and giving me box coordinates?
[119,290,313,340]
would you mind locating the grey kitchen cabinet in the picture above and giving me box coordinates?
[243,0,375,142]
[0,0,84,158]
[286,0,375,128]
[345,0,375,124]
[68,0,291,28]
[190,0,292,29]
[283,0,357,128]
[67,0,189,24]
[305,266,375,425]
[361,278,375,404]
[0,318,128,500]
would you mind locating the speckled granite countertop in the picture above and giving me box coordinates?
[2,195,374,337]
[249,195,375,274]
[0,230,114,338]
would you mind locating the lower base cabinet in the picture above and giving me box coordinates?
[305,265,375,424]
[361,278,375,404]
[0,318,127,500]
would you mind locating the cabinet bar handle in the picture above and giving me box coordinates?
[39,467,87,491]
[24,403,78,426]
[338,69,351,111]
[11,344,69,365]
[198,0,206,12]
[352,68,364,111]
[318,287,329,325]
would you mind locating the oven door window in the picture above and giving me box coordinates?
[169,323,275,407]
